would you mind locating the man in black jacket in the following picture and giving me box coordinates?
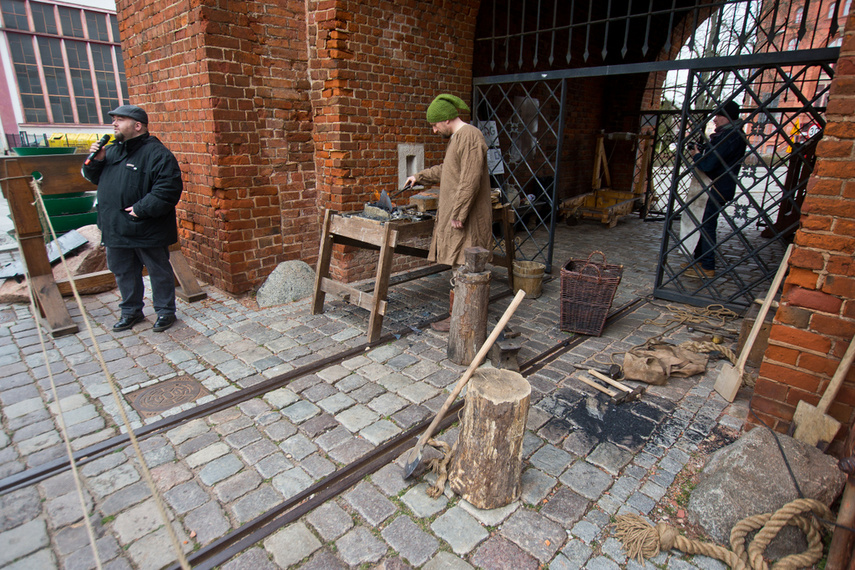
[82,105,184,332]
[686,100,747,278]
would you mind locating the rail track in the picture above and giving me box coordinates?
[1,291,645,569]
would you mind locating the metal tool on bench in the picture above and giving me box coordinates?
[378,182,413,212]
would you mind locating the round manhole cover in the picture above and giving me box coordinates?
[126,376,209,418]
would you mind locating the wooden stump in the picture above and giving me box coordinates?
[449,368,531,509]
[448,247,492,365]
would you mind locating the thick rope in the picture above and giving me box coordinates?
[27,178,190,569]
[614,498,832,570]
[425,438,456,498]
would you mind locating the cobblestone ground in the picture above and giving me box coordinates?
[0,215,750,570]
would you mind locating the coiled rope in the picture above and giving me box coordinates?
[614,498,832,569]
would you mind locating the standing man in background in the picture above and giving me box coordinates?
[82,105,184,333]
[405,94,493,332]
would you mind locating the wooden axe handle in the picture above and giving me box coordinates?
[816,335,855,414]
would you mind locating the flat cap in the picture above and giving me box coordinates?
[108,105,148,124]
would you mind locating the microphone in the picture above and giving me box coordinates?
[84,135,111,166]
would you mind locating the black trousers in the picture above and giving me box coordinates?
[106,246,175,317]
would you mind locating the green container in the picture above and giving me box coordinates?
[48,210,97,234]
[13,147,78,155]
[42,193,97,216]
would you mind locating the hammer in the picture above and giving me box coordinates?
[573,363,622,379]
[574,373,632,404]
[588,369,645,402]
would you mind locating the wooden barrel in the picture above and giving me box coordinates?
[513,260,544,299]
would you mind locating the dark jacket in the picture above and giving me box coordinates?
[82,133,183,248]
[693,122,746,202]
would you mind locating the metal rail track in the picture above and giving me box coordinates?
[168,296,646,570]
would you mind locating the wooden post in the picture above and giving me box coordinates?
[449,368,531,509]
[448,247,491,365]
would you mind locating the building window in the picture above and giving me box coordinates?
[795,7,803,23]
[1,0,125,125]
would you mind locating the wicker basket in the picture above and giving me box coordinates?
[560,251,623,336]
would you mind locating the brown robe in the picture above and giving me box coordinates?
[415,124,493,266]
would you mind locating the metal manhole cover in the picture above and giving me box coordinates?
[125,375,210,418]
[0,309,15,324]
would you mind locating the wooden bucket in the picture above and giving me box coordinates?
[513,260,545,299]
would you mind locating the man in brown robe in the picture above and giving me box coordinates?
[406,94,493,331]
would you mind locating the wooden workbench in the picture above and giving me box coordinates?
[311,206,515,343]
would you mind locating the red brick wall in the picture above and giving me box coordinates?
[748,15,855,453]
[116,0,317,294]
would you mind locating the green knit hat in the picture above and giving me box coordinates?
[426,94,470,123]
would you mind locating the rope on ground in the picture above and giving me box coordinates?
[613,498,832,570]
[27,178,191,570]
[645,302,740,332]
[425,438,456,499]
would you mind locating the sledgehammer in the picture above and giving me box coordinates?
[588,369,644,402]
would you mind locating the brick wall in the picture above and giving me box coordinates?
[748,15,855,452]
[117,0,317,294]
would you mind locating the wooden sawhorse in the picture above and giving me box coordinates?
[311,205,515,343]
[1,154,206,338]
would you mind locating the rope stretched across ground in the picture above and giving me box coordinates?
[613,497,832,570]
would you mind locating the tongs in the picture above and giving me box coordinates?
[378,182,414,211]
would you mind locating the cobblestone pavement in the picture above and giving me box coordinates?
[0,214,751,570]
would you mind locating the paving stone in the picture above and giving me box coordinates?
[238,438,279,464]
[559,460,614,501]
[231,484,282,523]
[282,400,320,423]
[200,453,244,486]
[165,418,209,445]
[214,470,262,503]
[327,437,374,464]
[370,463,411,497]
[80,453,127,479]
[300,548,350,570]
[345,481,397,526]
[559,539,594,568]
[150,462,193,492]
[125,523,191,570]
[255,452,294,478]
[305,501,354,541]
[335,526,388,565]
[540,487,590,527]
[272,466,314,497]
[224,427,262,449]
[299,413,338,438]
[315,426,352,452]
[601,536,629,565]
[585,556,623,570]
[3,548,56,570]
[280,433,317,460]
[178,432,220,457]
[361,419,402,445]
[62,535,120,570]
[381,515,439,567]
[336,404,380,432]
[263,419,298,441]
[350,382,386,403]
[301,453,336,479]
[318,392,356,414]
[423,551,474,570]
[221,548,279,570]
[570,519,601,543]
[87,464,140,498]
[46,490,92,527]
[397,382,440,404]
[430,506,488,555]
[5,397,47,419]
[111,498,169,544]
[529,443,573,476]
[471,535,539,570]
[500,508,565,562]
[164,480,209,514]
[185,442,229,468]
[401,483,448,518]
[0,486,41,532]
[184,501,230,545]
[520,468,556,505]
[100,480,150,517]
[459,498,520,527]
[263,522,321,567]
[0,518,49,566]
[588,441,635,475]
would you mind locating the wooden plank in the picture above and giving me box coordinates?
[319,278,387,314]
[367,223,397,343]
[311,210,335,315]
[30,274,78,336]
[0,154,91,196]
[169,250,207,302]
[56,270,116,295]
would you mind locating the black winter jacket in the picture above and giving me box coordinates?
[82,133,183,248]
[692,123,746,203]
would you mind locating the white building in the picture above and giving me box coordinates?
[0,0,125,152]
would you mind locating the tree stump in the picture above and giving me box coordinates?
[448,247,491,365]
[449,368,531,509]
